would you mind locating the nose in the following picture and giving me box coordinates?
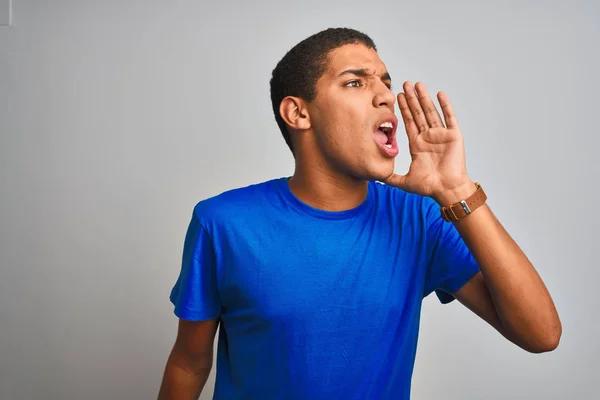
[372,82,395,109]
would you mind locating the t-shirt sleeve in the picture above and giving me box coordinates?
[422,196,480,304]
[169,212,221,321]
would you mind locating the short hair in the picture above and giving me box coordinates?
[269,27,377,155]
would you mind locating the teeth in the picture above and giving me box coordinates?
[385,144,392,148]
[379,121,393,129]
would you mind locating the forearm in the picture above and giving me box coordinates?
[158,352,212,400]
[437,183,562,351]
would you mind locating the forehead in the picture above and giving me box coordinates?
[323,43,387,77]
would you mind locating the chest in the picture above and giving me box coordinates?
[214,218,426,327]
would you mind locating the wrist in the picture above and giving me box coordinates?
[433,179,477,206]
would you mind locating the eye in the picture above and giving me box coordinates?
[345,80,362,88]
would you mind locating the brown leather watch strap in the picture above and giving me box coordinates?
[440,182,487,222]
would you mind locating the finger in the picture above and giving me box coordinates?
[414,82,444,128]
[403,81,428,132]
[397,93,419,139]
[382,173,408,190]
[437,91,459,129]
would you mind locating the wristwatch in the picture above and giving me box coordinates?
[440,182,487,222]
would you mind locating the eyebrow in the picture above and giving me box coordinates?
[338,68,392,84]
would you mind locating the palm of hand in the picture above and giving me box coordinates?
[383,82,469,198]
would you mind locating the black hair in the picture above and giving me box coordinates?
[269,27,377,155]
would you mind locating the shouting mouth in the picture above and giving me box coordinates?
[374,117,399,157]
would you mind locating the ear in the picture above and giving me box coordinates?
[279,96,311,131]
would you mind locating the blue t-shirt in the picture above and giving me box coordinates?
[170,177,479,399]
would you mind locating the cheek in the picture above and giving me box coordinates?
[313,98,372,153]
[327,108,369,140]
[330,126,375,163]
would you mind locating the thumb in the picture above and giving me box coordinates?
[381,173,409,190]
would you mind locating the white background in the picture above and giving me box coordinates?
[1,1,598,399]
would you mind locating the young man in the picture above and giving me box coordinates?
[158,28,561,399]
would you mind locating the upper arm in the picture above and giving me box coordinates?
[171,318,220,369]
[453,272,511,341]
[170,214,221,321]
[166,210,221,375]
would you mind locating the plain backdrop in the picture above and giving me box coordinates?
[1,1,598,399]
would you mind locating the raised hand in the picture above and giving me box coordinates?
[383,81,474,204]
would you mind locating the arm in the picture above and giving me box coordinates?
[382,81,561,353]
[437,186,561,353]
[158,318,219,400]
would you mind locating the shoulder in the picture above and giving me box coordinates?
[192,178,281,226]
[371,181,438,220]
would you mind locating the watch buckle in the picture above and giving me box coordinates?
[460,200,471,215]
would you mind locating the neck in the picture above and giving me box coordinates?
[288,162,369,212]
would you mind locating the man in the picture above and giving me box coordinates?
[158,28,561,399]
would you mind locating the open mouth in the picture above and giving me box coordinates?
[375,121,394,148]
[373,118,399,157]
